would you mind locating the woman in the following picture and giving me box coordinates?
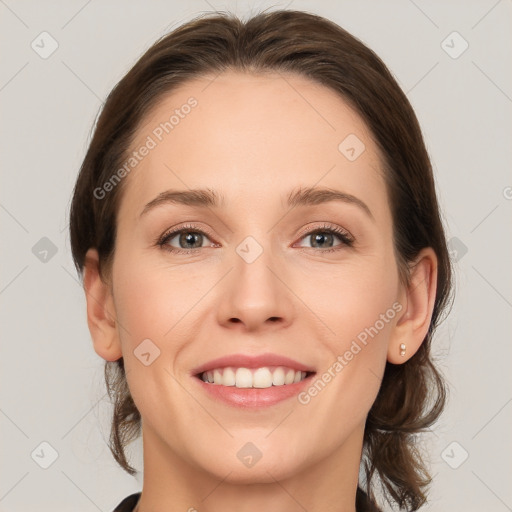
[69,9,452,512]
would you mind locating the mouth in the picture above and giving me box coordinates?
[195,366,313,388]
[191,354,316,408]
[196,366,314,389]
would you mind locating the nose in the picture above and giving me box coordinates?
[215,246,295,332]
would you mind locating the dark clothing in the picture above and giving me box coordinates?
[356,487,383,511]
[113,492,140,511]
[113,487,382,511]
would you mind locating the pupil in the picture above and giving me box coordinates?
[180,232,201,248]
[313,232,332,248]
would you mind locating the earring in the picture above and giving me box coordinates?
[399,343,406,357]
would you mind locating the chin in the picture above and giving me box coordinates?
[204,457,301,485]
[192,437,310,483]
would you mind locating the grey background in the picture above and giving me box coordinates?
[1,0,511,511]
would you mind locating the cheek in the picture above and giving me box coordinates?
[297,249,399,408]
[300,251,400,341]
[297,268,399,447]
[110,257,195,426]
[114,273,168,342]
[112,251,204,343]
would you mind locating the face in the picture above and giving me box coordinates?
[105,71,405,482]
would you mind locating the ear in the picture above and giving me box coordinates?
[387,247,438,364]
[82,248,122,362]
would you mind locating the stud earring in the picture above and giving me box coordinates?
[399,343,406,357]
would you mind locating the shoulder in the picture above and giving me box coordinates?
[112,492,141,512]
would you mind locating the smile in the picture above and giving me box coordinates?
[191,354,316,408]
[198,366,311,388]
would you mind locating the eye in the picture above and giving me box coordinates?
[156,222,354,255]
[295,224,354,252]
[157,224,216,253]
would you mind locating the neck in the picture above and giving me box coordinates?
[134,424,364,512]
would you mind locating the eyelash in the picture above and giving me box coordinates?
[295,223,354,252]
[156,223,218,255]
[156,222,354,254]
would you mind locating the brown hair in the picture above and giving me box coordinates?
[69,9,452,511]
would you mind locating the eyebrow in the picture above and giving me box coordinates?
[140,188,223,217]
[139,186,374,221]
[287,186,374,220]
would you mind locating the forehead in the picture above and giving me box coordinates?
[119,70,386,222]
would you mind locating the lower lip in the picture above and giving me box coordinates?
[194,375,314,408]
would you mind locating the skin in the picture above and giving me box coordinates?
[83,71,438,512]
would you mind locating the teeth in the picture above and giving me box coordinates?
[284,369,295,385]
[235,368,252,388]
[272,367,285,386]
[200,366,309,388]
[253,368,272,388]
[223,367,236,386]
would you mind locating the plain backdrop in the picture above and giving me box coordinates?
[1,1,511,511]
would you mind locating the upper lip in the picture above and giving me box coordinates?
[191,353,316,376]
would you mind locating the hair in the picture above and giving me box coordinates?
[69,9,453,511]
